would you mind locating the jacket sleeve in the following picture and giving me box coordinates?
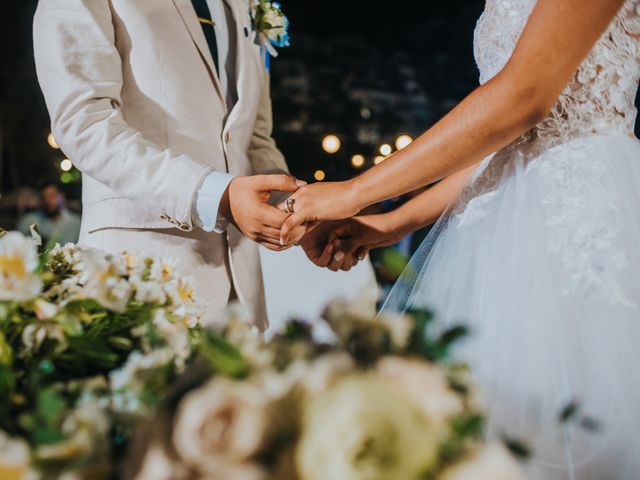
[33,0,213,230]
[247,74,289,175]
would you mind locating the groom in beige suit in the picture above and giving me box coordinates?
[33,0,301,329]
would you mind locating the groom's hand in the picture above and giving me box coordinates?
[220,174,304,251]
[299,220,361,272]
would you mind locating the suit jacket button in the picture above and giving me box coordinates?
[169,218,179,226]
[179,223,192,232]
[160,214,170,221]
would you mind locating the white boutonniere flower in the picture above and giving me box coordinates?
[250,0,290,57]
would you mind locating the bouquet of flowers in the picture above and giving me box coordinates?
[129,294,527,480]
[0,230,526,480]
[0,231,203,479]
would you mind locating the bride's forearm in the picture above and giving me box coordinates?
[349,0,625,211]
[350,74,544,210]
[383,162,480,235]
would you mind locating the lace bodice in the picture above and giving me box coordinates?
[474,0,640,145]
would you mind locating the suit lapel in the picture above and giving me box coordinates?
[171,0,225,106]
[224,0,261,126]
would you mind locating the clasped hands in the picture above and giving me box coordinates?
[220,174,403,271]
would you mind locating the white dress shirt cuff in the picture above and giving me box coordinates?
[195,171,236,233]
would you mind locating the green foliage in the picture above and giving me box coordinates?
[379,248,410,279]
[199,330,250,379]
[405,308,470,362]
[0,238,202,477]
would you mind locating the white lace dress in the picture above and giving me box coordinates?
[383,1,640,478]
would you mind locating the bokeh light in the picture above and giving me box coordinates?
[314,169,326,181]
[60,159,73,172]
[374,156,385,165]
[351,154,365,168]
[395,134,413,150]
[47,132,59,149]
[321,135,341,154]
[379,144,392,156]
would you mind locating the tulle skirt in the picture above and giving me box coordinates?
[383,133,640,479]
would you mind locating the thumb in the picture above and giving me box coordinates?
[280,212,306,246]
[256,174,305,193]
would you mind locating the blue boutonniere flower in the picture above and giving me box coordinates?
[250,0,290,57]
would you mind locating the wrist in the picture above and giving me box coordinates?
[356,211,406,246]
[348,176,371,213]
[219,180,234,224]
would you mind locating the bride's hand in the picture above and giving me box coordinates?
[280,180,363,246]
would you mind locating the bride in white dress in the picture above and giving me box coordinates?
[281,0,640,478]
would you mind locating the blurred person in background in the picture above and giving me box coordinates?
[17,181,80,245]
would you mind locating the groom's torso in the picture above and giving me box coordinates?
[80,0,267,233]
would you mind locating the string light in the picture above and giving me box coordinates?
[379,144,392,156]
[60,159,73,172]
[314,170,326,181]
[395,134,413,150]
[47,132,59,149]
[374,156,385,165]
[321,135,341,154]
[351,154,365,168]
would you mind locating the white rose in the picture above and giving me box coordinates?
[0,231,42,301]
[377,356,463,432]
[323,290,414,350]
[172,378,272,476]
[376,311,414,350]
[296,374,440,480]
[0,431,36,480]
[298,353,355,397]
[438,444,525,480]
[323,291,378,326]
[196,463,268,480]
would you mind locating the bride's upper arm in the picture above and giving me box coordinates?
[497,0,626,120]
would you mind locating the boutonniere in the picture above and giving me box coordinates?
[250,0,290,57]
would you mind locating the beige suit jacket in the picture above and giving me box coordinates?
[33,0,288,329]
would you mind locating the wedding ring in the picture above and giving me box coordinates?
[285,197,295,214]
